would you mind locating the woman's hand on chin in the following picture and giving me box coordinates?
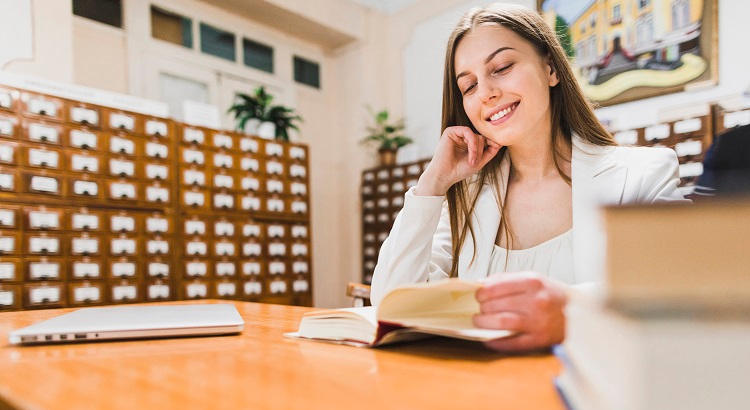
[473,271,568,352]
[415,126,501,196]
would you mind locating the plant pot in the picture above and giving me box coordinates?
[244,118,262,135]
[378,148,398,167]
[258,121,276,140]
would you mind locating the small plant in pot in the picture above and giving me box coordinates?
[228,86,302,141]
[362,107,412,166]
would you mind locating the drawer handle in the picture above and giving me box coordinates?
[119,193,128,199]
[40,161,48,167]
[80,119,90,126]
[82,190,91,196]
[118,148,127,154]
[39,135,49,142]
[118,172,127,178]
[118,124,126,130]
[154,131,163,137]
[81,143,91,150]
[39,109,48,116]
[82,165,89,171]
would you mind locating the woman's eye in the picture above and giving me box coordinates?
[493,63,513,75]
[462,84,476,95]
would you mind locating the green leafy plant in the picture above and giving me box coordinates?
[362,107,412,151]
[228,86,272,131]
[228,86,302,141]
[267,105,302,142]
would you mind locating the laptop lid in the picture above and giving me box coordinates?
[9,303,244,345]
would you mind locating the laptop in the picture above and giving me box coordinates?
[8,304,244,345]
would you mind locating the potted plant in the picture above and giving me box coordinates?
[362,107,412,166]
[266,105,302,142]
[228,86,302,141]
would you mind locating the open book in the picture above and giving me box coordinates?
[287,279,514,347]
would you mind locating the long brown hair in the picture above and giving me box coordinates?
[442,3,616,277]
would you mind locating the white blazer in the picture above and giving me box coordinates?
[370,135,689,305]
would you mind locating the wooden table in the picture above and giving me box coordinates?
[0,300,563,410]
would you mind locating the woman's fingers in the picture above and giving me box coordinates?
[472,311,526,332]
[478,293,529,314]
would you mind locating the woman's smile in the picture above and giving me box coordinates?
[486,101,520,126]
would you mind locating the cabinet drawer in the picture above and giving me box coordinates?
[182,126,207,146]
[213,218,236,238]
[25,207,65,231]
[109,279,142,303]
[240,260,264,277]
[108,211,142,234]
[109,235,139,256]
[183,215,208,236]
[70,233,105,256]
[213,239,237,257]
[215,260,237,278]
[0,140,19,165]
[288,145,307,161]
[179,146,207,166]
[70,257,104,280]
[0,231,21,255]
[0,114,20,140]
[183,259,211,279]
[264,141,285,158]
[21,92,65,121]
[240,220,264,239]
[105,179,139,202]
[211,151,236,169]
[212,170,237,190]
[107,156,138,178]
[108,258,139,280]
[144,140,170,160]
[23,171,66,196]
[146,258,172,280]
[215,280,238,299]
[238,154,263,172]
[144,161,172,183]
[68,150,102,173]
[182,188,209,210]
[263,196,289,214]
[0,86,19,113]
[239,193,261,211]
[68,281,106,306]
[24,282,66,308]
[184,239,209,258]
[67,103,101,127]
[68,126,102,151]
[144,182,170,204]
[145,235,171,256]
[69,176,103,200]
[182,279,210,300]
[238,136,261,154]
[145,279,172,301]
[181,167,208,187]
[0,258,22,282]
[0,204,21,229]
[267,277,289,296]
[23,119,65,146]
[23,144,64,170]
[0,283,21,310]
[211,132,235,150]
[144,213,172,235]
[212,191,236,211]
[144,118,171,139]
[105,109,139,133]
[0,167,19,193]
[70,208,104,231]
[240,279,263,298]
[25,232,66,255]
[107,134,140,157]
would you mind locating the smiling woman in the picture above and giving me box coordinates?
[370,3,688,353]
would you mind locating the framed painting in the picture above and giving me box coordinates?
[537,0,718,106]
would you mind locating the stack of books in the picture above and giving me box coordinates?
[555,200,750,410]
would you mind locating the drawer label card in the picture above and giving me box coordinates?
[146,142,168,159]
[112,262,136,277]
[30,262,59,279]
[72,155,98,172]
[70,130,97,149]
[71,107,99,125]
[146,120,168,137]
[73,180,98,196]
[110,137,135,155]
[110,113,134,131]
[73,262,100,278]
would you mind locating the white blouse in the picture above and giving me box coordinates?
[487,229,575,284]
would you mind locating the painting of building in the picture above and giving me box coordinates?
[539,0,717,106]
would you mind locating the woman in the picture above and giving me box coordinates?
[370,4,687,352]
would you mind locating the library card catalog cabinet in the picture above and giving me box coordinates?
[0,85,312,311]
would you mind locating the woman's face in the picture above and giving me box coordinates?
[454,25,558,147]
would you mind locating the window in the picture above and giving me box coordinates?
[73,0,122,28]
[613,5,621,21]
[294,56,320,88]
[200,23,235,61]
[639,0,651,9]
[243,38,274,73]
[151,7,193,48]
